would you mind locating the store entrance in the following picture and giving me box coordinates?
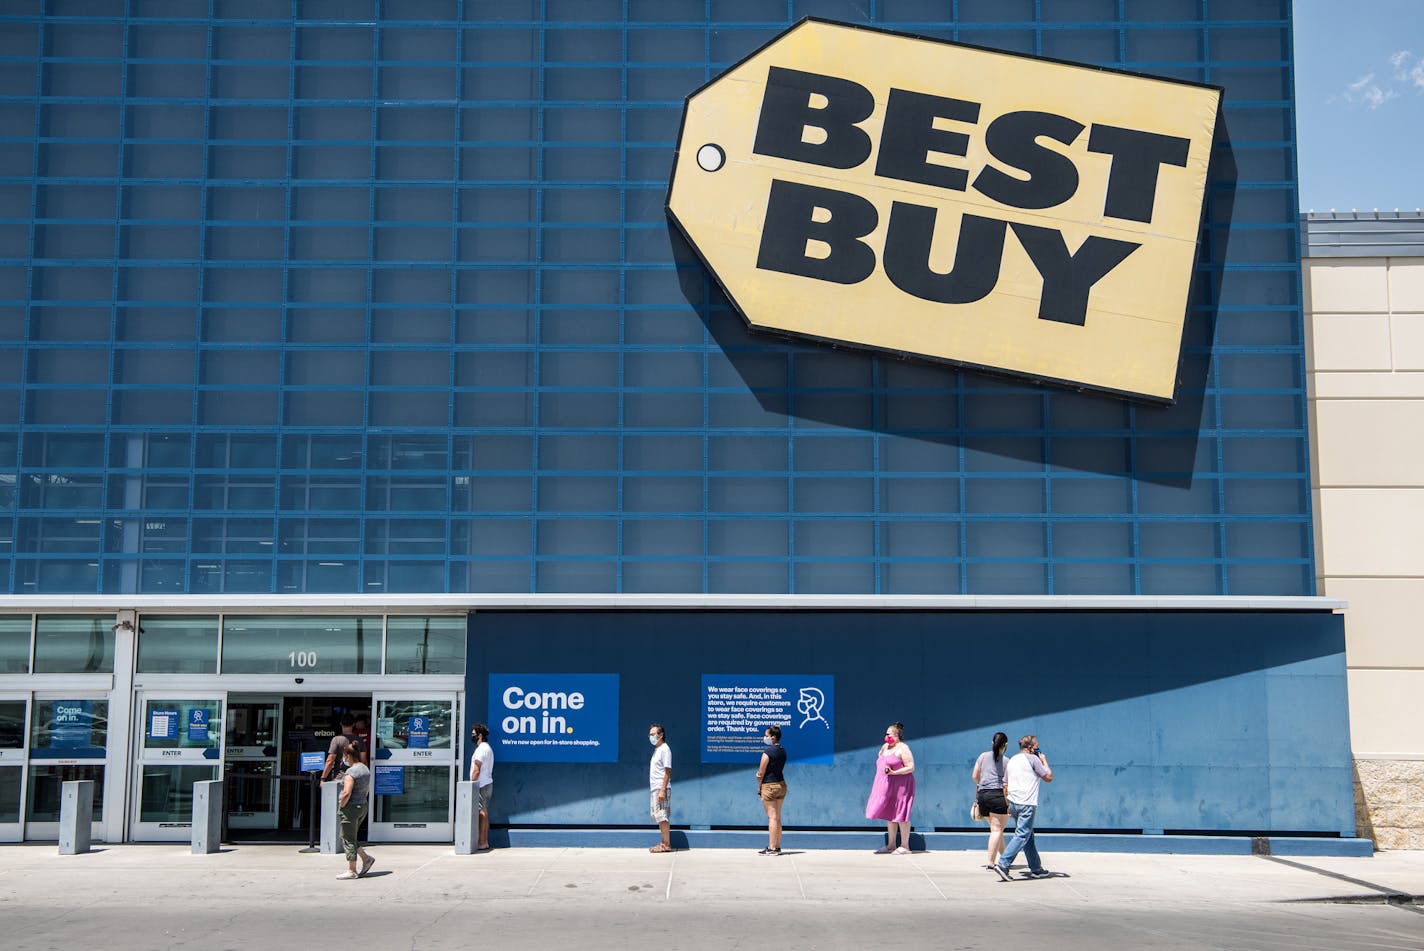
[224,694,371,843]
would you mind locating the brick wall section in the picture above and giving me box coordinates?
[1354,759,1424,849]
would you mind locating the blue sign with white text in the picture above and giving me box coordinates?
[51,700,93,749]
[149,709,179,740]
[701,674,835,764]
[300,751,325,773]
[187,708,210,742]
[374,764,404,795]
[408,715,429,749]
[489,673,619,763]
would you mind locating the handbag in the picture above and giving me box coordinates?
[971,798,983,821]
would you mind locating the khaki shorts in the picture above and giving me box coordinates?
[760,781,787,802]
[650,788,671,823]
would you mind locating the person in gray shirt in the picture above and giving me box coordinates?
[972,732,1011,870]
[336,740,374,880]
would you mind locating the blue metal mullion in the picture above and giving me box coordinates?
[956,373,967,593]
[1041,391,1052,594]
[616,6,628,594]
[700,0,713,593]
[100,1,135,595]
[528,0,547,595]
[271,0,299,594]
[364,4,381,594]
[448,0,466,594]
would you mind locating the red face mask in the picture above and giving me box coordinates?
[884,734,895,745]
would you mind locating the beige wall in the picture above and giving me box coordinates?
[1307,257,1424,848]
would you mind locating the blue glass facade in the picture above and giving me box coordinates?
[0,0,1308,596]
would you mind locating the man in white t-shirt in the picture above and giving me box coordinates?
[992,734,1052,881]
[469,722,494,852]
[648,723,673,853]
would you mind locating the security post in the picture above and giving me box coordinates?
[455,781,477,854]
[191,779,223,854]
[58,780,94,855]
[320,779,340,854]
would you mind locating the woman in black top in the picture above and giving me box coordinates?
[756,725,787,855]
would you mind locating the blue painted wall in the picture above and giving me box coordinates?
[467,609,1355,836]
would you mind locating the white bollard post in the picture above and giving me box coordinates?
[320,780,340,854]
[455,781,477,855]
[192,780,224,854]
[58,780,94,855]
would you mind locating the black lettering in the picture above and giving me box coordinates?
[1087,124,1191,223]
[873,88,979,192]
[883,203,1004,305]
[752,66,875,170]
[1010,223,1140,326]
[756,179,878,285]
[973,111,1084,210]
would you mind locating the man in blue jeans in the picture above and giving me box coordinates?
[992,734,1053,881]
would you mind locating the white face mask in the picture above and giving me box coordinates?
[763,736,774,746]
[648,734,659,746]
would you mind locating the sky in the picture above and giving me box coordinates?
[1293,0,1424,212]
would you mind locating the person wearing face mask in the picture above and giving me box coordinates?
[647,723,673,853]
[755,725,787,855]
[865,722,915,854]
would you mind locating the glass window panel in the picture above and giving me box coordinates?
[0,616,29,673]
[142,699,221,751]
[136,616,219,673]
[27,765,104,822]
[385,617,465,675]
[375,699,453,751]
[139,764,217,823]
[221,616,380,674]
[372,764,450,822]
[33,617,113,673]
[0,766,19,823]
[30,699,108,758]
[0,700,27,748]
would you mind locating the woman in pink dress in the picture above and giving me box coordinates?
[865,721,915,853]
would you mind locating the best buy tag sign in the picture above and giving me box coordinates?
[667,20,1220,402]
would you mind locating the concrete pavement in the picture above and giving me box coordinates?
[0,844,1420,950]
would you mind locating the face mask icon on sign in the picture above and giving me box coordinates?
[797,687,829,729]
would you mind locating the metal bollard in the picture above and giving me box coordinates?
[320,780,340,854]
[455,781,477,855]
[191,780,224,855]
[58,780,94,855]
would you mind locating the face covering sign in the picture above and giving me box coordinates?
[488,673,620,763]
[701,674,834,764]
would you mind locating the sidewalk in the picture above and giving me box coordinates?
[2,844,1421,950]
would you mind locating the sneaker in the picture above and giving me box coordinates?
[359,855,375,877]
[991,863,1013,882]
[893,847,910,855]
[1026,868,1053,879]
[758,847,781,855]
[336,871,359,880]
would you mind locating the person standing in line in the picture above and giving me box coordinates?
[755,725,787,855]
[323,713,357,783]
[469,722,494,853]
[335,740,374,880]
[865,721,915,854]
[972,731,1012,870]
[648,723,673,853]
[992,734,1053,881]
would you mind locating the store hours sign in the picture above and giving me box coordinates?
[667,19,1220,402]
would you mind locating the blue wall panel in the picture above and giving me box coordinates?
[467,609,1355,836]
[0,2,1309,595]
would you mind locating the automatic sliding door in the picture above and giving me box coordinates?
[130,694,224,841]
[0,696,26,842]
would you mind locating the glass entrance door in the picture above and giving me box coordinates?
[130,693,224,841]
[27,695,109,842]
[369,694,456,842]
[224,696,281,831]
[0,695,26,842]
